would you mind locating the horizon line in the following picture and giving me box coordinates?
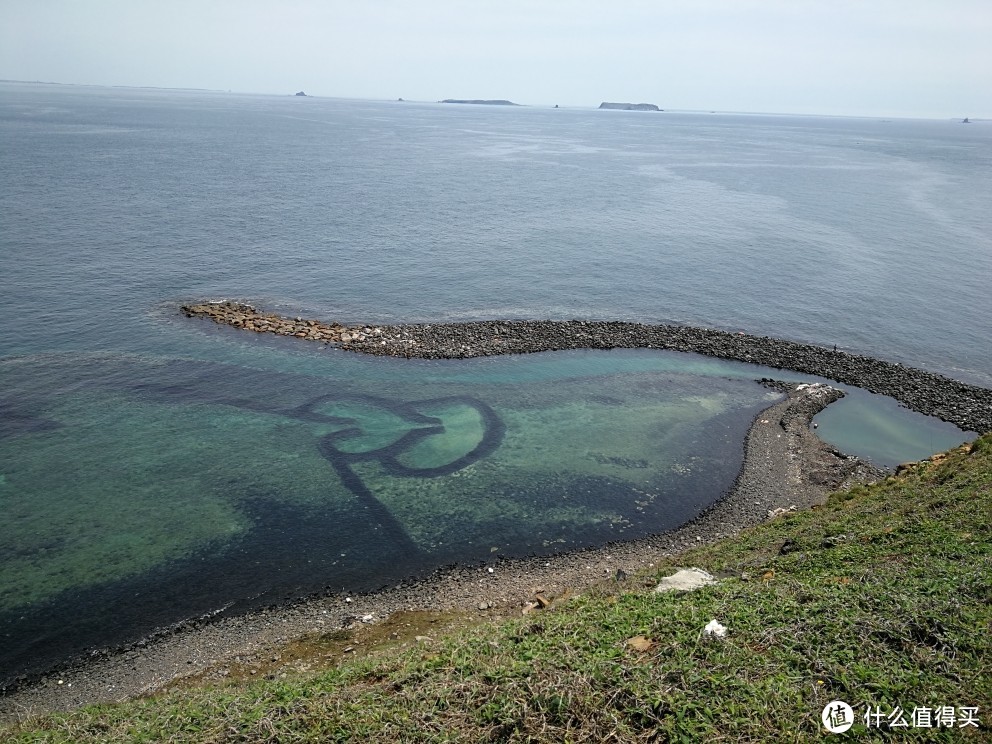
[0,78,983,122]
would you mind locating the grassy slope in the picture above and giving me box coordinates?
[6,436,991,742]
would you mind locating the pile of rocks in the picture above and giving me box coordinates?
[181,302,378,344]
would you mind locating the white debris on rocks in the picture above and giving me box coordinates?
[653,568,717,593]
[795,382,835,398]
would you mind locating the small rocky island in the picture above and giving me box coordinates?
[599,102,661,111]
[441,99,519,106]
[294,91,307,97]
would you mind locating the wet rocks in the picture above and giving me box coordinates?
[181,302,356,344]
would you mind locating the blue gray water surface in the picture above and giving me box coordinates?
[0,84,987,681]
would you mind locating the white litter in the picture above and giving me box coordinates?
[653,568,717,593]
[703,619,728,638]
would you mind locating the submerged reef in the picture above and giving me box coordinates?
[181,302,992,434]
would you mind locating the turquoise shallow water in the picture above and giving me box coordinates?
[0,83,985,683]
[0,347,774,679]
[0,344,969,612]
[0,350,761,611]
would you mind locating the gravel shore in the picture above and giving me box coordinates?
[3,304,987,720]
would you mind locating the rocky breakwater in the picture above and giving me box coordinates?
[347,320,992,434]
[180,305,992,434]
[180,302,378,344]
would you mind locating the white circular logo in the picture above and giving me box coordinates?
[822,700,855,733]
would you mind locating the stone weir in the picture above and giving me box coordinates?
[181,302,992,434]
[182,302,360,342]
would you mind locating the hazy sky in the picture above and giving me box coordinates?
[2,0,989,118]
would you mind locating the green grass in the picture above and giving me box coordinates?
[5,436,990,742]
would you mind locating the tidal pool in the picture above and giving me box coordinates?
[812,387,975,467]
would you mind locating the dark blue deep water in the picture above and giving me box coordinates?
[1,83,988,683]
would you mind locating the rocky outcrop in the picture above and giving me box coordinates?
[599,102,661,111]
[180,304,992,434]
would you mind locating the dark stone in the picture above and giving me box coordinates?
[779,539,798,555]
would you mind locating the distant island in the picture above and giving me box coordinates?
[441,99,519,106]
[294,91,307,97]
[599,102,661,111]
[599,101,662,111]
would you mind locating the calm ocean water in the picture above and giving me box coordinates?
[2,84,990,380]
[0,83,988,682]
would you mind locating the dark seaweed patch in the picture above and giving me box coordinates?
[0,400,64,440]
[590,454,649,469]
[0,496,436,693]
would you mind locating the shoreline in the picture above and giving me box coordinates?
[4,301,988,718]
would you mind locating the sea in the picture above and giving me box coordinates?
[1,82,989,685]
